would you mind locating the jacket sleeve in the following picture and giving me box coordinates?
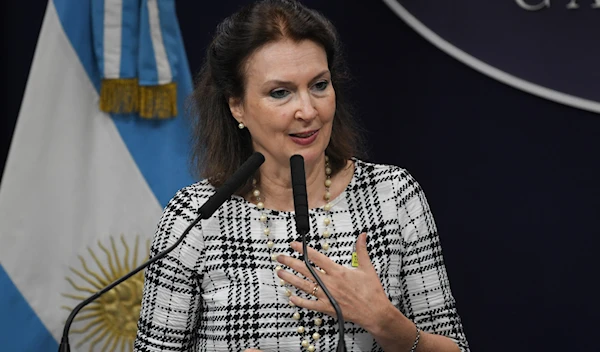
[134,188,205,352]
[396,170,470,352]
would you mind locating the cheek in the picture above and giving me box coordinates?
[328,89,337,111]
[322,97,336,122]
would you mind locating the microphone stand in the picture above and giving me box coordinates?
[58,152,265,352]
[59,216,201,352]
[300,230,347,352]
[290,155,347,352]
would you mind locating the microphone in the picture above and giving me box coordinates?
[289,155,347,352]
[58,152,265,352]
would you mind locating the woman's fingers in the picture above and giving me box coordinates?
[276,253,325,283]
[289,294,325,313]
[277,268,321,297]
[276,254,311,279]
[289,241,338,273]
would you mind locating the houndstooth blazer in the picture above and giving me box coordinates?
[134,159,470,352]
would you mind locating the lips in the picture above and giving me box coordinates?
[289,130,317,138]
[289,129,319,145]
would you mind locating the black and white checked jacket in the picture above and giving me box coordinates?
[134,159,470,351]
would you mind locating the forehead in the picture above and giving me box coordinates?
[243,39,329,83]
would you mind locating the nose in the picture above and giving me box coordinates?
[294,91,318,121]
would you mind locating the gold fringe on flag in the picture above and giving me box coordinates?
[99,78,139,114]
[139,82,177,119]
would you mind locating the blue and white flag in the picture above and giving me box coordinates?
[0,0,194,351]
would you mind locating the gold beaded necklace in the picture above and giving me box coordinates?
[252,156,333,352]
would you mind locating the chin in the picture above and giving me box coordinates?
[292,148,326,164]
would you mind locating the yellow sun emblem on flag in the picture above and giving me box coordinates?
[62,235,150,351]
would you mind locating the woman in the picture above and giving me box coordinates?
[134,1,469,351]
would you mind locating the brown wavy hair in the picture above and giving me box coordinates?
[189,0,365,195]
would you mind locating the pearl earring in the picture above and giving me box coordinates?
[238,122,245,129]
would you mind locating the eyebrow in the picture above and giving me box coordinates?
[264,69,331,86]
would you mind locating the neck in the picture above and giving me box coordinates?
[255,155,328,211]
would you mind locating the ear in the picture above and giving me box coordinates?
[228,97,244,121]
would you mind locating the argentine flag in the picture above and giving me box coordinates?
[0,0,194,351]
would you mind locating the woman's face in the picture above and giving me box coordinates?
[229,39,336,169]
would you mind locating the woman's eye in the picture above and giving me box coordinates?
[270,89,289,99]
[314,80,329,91]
